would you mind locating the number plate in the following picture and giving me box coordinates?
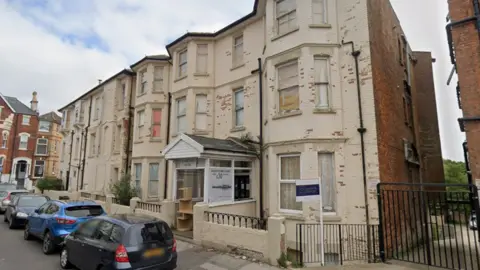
[143,248,164,258]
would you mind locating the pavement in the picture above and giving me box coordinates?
[0,220,279,270]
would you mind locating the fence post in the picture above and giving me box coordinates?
[339,224,343,265]
[105,194,114,214]
[267,216,285,266]
[376,184,385,262]
[129,197,140,213]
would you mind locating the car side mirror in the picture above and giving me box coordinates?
[34,209,39,214]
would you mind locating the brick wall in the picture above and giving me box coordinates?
[448,0,480,183]
[412,52,445,184]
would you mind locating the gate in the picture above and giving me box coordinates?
[377,183,480,269]
[296,223,379,266]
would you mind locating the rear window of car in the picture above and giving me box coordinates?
[126,222,173,246]
[18,196,48,207]
[64,205,104,217]
[11,192,29,199]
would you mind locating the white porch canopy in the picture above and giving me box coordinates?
[161,133,257,160]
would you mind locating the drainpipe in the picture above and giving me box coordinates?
[342,41,371,261]
[163,92,172,200]
[67,130,75,190]
[257,58,264,220]
[125,76,135,175]
[80,97,93,190]
[8,114,19,184]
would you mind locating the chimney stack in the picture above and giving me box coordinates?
[30,91,38,113]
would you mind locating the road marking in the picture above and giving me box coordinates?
[199,262,228,270]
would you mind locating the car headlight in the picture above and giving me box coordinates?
[16,212,28,218]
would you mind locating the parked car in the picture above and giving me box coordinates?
[470,213,477,230]
[24,200,106,254]
[4,194,49,229]
[0,189,30,214]
[59,214,177,270]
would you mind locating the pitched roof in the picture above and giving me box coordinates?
[186,134,255,154]
[3,96,37,115]
[39,111,62,124]
[130,54,170,70]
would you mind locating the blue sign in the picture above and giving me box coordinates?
[296,179,321,202]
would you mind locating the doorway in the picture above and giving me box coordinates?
[15,160,27,189]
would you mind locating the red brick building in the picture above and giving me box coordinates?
[447,0,480,186]
[0,92,40,187]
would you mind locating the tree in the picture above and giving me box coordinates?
[36,177,63,194]
[109,174,138,206]
[444,159,468,191]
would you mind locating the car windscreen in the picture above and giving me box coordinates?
[17,196,48,207]
[126,222,173,246]
[64,205,104,217]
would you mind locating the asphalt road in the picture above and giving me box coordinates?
[0,219,271,270]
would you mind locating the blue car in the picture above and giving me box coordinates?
[23,200,106,254]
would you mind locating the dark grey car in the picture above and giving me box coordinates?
[0,188,29,214]
[4,194,49,229]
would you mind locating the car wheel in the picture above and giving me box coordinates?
[24,223,32,240]
[60,247,73,269]
[42,231,55,254]
[8,217,15,229]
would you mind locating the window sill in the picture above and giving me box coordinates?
[137,92,147,98]
[271,27,300,42]
[149,138,163,143]
[208,199,255,208]
[194,72,209,77]
[152,90,164,94]
[193,130,209,135]
[313,108,336,114]
[230,126,246,133]
[273,212,305,221]
[174,75,187,83]
[113,151,120,155]
[309,23,332,29]
[272,110,302,120]
[230,63,245,71]
[18,148,27,151]
[133,140,144,144]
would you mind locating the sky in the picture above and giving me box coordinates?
[0,0,465,161]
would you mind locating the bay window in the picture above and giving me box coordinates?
[277,60,299,112]
[318,153,336,212]
[34,160,45,178]
[148,163,159,197]
[36,138,48,155]
[176,98,187,133]
[314,57,330,109]
[276,0,297,35]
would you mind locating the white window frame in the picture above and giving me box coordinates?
[33,160,45,178]
[151,109,162,138]
[178,49,188,78]
[314,57,331,109]
[35,138,48,156]
[233,35,244,67]
[140,70,147,94]
[275,0,297,36]
[318,152,336,214]
[312,0,328,25]
[137,110,145,139]
[234,88,244,127]
[19,133,29,150]
[94,97,100,120]
[277,60,300,113]
[153,66,164,92]
[279,154,302,213]
[176,98,187,133]
[22,115,30,125]
[134,163,142,192]
[195,95,207,131]
[90,133,96,155]
[2,132,8,149]
[148,163,160,197]
[174,159,206,202]
[39,121,51,132]
[196,44,208,73]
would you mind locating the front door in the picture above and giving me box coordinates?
[16,161,27,189]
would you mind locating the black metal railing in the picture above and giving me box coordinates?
[204,211,267,230]
[377,183,480,270]
[295,223,379,265]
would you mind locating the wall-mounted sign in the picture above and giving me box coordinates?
[296,179,321,202]
[209,168,232,203]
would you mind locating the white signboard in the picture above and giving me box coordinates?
[208,168,233,203]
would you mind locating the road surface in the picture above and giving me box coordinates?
[0,220,277,270]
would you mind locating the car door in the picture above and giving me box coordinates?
[6,196,19,221]
[29,202,50,235]
[84,221,116,269]
[68,219,102,269]
[38,203,58,237]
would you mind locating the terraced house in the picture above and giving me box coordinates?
[58,0,444,261]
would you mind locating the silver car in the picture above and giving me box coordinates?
[0,188,29,214]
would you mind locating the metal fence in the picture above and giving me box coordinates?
[204,211,267,230]
[296,223,379,265]
[377,183,480,270]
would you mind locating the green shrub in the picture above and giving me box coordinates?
[36,177,63,194]
[110,174,138,206]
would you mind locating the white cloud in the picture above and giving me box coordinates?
[0,0,464,160]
